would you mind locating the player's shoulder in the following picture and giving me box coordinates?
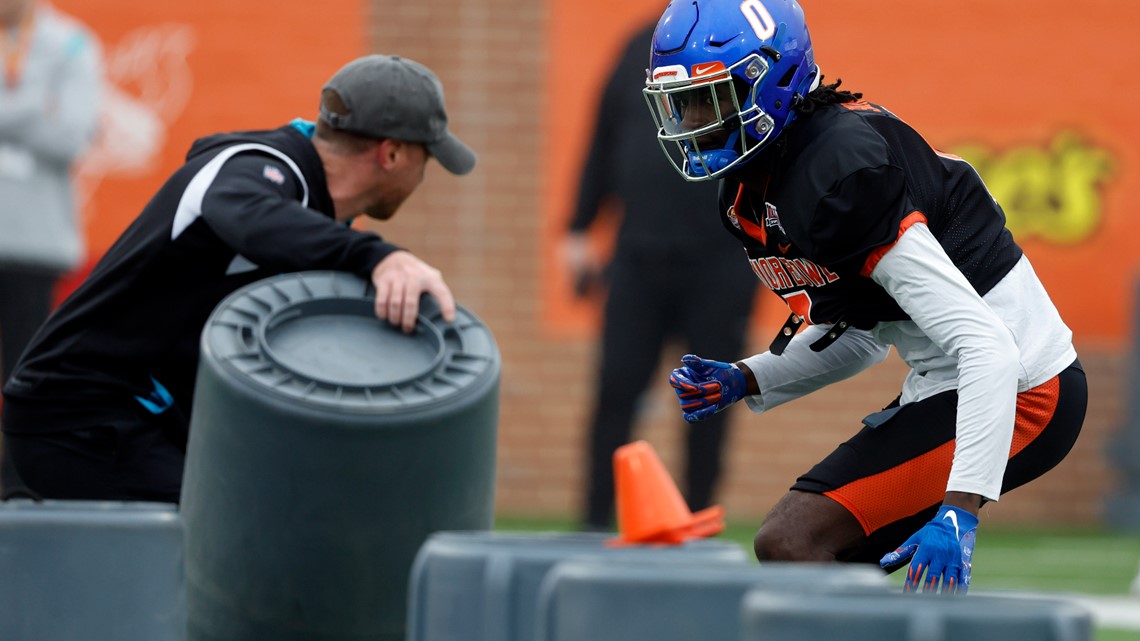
[787,102,897,182]
[799,101,897,151]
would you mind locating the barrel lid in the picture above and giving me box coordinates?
[202,271,499,412]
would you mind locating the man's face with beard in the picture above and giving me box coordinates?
[361,142,427,221]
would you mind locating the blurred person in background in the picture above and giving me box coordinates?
[564,21,757,531]
[0,54,474,503]
[652,0,1085,593]
[0,0,103,492]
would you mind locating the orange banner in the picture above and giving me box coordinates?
[56,0,365,264]
[543,0,1139,343]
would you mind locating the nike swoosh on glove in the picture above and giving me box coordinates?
[879,505,978,594]
[668,354,747,423]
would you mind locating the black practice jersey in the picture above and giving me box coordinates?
[719,101,1023,340]
[3,125,399,431]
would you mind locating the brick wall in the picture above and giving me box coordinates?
[367,0,1130,527]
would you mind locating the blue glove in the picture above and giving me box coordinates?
[668,354,747,423]
[879,505,978,594]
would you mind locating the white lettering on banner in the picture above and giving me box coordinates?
[76,24,198,218]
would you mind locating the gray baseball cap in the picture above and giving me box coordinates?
[320,54,476,175]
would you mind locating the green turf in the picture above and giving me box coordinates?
[494,515,1140,640]
[1099,630,1140,641]
[971,527,1140,595]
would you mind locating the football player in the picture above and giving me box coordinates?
[650,0,1086,593]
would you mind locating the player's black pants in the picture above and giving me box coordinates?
[583,247,757,528]
[793,358,1087,563]
[1,397,186,504]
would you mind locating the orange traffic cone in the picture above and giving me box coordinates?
[609,440,724,546]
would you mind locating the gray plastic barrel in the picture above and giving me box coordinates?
[181,271,500,641]
[741,590,1093,641]
[407,531,749,641]
[534,558,889,641]
[0,499,185,641]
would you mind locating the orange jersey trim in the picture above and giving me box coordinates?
[825,375,1061,536]
[840,101,882,113]
[733,184,768,245]
[859,211,928,277]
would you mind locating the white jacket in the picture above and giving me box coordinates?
[0,3,103,271]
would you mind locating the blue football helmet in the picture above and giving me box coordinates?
[643,0,820,180]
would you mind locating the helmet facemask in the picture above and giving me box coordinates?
[644,54,776,181]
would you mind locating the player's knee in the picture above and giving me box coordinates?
[753,523,819,562]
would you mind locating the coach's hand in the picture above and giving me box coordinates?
[371,251,457,333]
[669,354,747,423]
[880,505,978,594]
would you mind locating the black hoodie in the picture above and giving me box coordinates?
[3,125,400,435]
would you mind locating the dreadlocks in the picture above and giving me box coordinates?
[794,76,862,114]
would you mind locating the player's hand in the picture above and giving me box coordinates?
[879,505,978,594]
[668,354,747,423]
[371,250,456,333]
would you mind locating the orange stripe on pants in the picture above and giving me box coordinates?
[824,376,1061,535]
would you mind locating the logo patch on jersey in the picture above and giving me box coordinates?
[764,201,786,235]
[262,164,286,185]
[726,204,741,229]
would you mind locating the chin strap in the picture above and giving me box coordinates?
[685,129,742,178]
